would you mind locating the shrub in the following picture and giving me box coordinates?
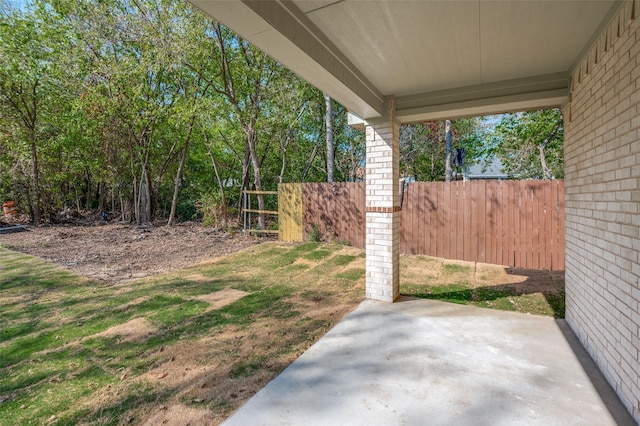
[197,191,225,228]
[309,224,321,242]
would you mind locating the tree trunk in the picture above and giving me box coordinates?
[98,182,105,212]
[324,93,334,182]
[445,120,453,182]
[30,139,41,224]
[302,139,321,181]
[246,126,265,230]
[144,170,152,223]
[204,130,228,229]
[137,176,146,225]
[119,191,125,222]
[133,176,140,225]
[238,144,251,218]
[167,116,195,226]
[279,144,287,184]
[137,168,151,225]
[539,120,562,180]
[75,186,81,213]
[539,144,553,180]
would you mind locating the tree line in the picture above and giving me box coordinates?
[0,0,364,226]
[0,0,563,227]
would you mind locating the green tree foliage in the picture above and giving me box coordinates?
[0,0,365,225]
[399,118,481,181]
[486,109,564,179]
[0,1,82,223]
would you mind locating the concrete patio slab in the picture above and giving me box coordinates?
[222,297,635,426]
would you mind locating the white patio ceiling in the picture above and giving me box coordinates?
[189,0,619,122]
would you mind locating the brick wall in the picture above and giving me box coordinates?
[564,0,640,421]
[365,114,400,302]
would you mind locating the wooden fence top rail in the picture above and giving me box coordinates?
[244,190,278,195]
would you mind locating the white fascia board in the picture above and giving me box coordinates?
[189,0,384,119]
[396,73,568,110]
[395,73,569,123]
[396,88,569,123]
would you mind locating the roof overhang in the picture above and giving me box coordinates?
[189,0,621,122]
[190,0,385,117]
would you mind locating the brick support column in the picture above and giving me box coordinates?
[365,99,400,302]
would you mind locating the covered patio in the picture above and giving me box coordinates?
[222,297,634,425]
[190,0,640,421]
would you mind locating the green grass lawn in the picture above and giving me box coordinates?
[0,242,365,425]
[400,255,565,318]
[0,242,564,425]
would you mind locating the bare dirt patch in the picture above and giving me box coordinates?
[95,317,157,343]
[0,222,263,283]
[141,404,218,426]
[195,289,249,311]
[286,294,349,321]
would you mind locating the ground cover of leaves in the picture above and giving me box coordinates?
[0,222,261,283]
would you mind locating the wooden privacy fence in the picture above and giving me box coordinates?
[279,183,365,247]
[401,180,564,270]
[279,180,565,270]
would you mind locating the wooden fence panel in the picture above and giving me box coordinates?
[522,182,528,268]
[469,181,479,262]
[335,184,348,241]
[462,183,471,261]
[556,180,565,270]
[503,183,511,266]
[485,181,495,265]
[455,183,464,261]
[278,183,303,242]
[297,180,565,270]
[523,182,532,268]
[419,183,428,255]
[300,182,365,247]
[347,183,361,248]
[436,183,444,258]
[543,183,552,269]
[511,182,518,267]
[400,183,411,254]
[532,181,542,269]
[477,181,487,263]
[303,183,314,238]
[442,183,451,260]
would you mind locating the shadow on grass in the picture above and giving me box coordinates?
[402,267,566,318]
[0,241,366,425]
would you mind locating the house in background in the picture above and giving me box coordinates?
[188,0,640,421]
[465,158,508,180]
